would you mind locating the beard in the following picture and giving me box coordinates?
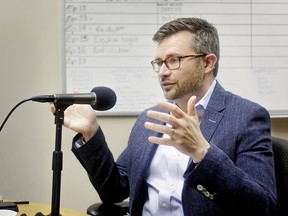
[162,63,205,100]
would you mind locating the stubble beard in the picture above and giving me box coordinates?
[162,64,205,101]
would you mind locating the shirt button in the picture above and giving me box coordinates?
[161,202,167,208]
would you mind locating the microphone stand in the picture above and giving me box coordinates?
[0,100,69,216]
[47,103,69,216]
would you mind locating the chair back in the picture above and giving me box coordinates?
[272,136,288,216]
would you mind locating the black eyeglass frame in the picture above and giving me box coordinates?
[150,54,205,73]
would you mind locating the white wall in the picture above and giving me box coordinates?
[0,0,287,213]
[0,0,134,212]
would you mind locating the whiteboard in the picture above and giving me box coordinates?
[62,0,288,117]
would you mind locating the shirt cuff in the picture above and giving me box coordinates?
[74,136,86,148]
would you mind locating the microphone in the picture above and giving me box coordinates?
[31,86,117,111]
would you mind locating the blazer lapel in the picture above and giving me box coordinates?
[200,81,226,142]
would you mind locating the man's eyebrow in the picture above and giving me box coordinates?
[154,54,179,61]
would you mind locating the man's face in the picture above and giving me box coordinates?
[155,31,205,101]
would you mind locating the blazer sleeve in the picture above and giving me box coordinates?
[71,128,130,203]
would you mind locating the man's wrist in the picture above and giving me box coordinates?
[192,145,210,165]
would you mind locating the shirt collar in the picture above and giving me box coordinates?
[196,79,216,109]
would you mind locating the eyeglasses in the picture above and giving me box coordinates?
[150,54,205,73]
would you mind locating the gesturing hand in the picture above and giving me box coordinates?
[144,96,210,163]
[50,103,99,141]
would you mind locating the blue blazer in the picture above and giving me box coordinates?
[72,81,279,216]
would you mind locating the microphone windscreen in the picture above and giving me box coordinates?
[91,86,117,111]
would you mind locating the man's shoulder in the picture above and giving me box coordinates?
[216,81,267,108]
[211,81,269,117]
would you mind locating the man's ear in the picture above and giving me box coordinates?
[204,54,217,73]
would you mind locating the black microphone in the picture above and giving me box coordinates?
[31,86,117,111]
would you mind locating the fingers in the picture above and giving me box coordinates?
[146,97,198,125]
[187,96,197,116]
[144,98,200,145]
[144,103,181,143]
[155,97,198,119]
[49,103,56,114]
[144,121,173,137]
[144,121,175,145]
[156,101,183,118]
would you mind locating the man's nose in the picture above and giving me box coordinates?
[158,63,171,76]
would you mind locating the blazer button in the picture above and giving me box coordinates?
[196,184,204,191]
[209,194,214,200]
[204,191,210,197]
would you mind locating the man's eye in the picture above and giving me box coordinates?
[167,57,178,64]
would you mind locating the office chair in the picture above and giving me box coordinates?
[271,136,288,216]
[87,136,288,216]
[87,200,129,216]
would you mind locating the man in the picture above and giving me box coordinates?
[59,17,278,215]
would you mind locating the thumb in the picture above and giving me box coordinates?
[187,96,197,116]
